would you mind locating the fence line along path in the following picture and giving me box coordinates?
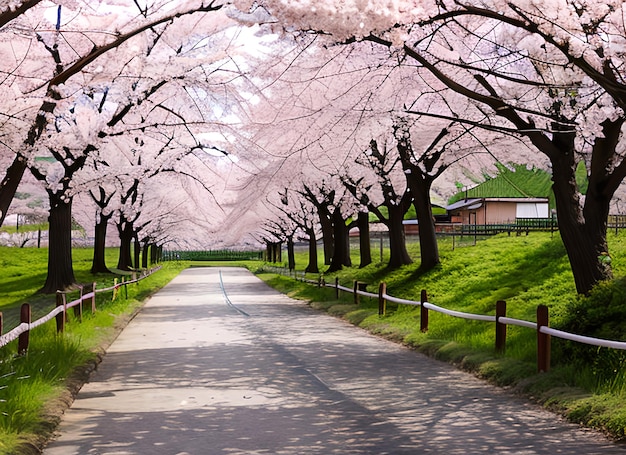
[0,267,161,355]
[266,265,626,374]
[44,267,626,455]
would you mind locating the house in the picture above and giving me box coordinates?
[446,197,550,225]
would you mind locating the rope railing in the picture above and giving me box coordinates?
[539,326,626,350]
[422,301,497,323]
[499,316,537,330]
[0,323,29,347]
[336,284,353,293]
[357,289,379,299]
[0,267,161,354]
[262,265,626,373]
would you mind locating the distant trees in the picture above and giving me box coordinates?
[272,189,321,273]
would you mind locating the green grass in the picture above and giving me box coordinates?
[0,248,188,454]
[5,235,626,446]
[259,231,626,440]
[0,223,48,235]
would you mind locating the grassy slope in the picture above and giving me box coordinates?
[258,231,626,440]
[0,247,189,454]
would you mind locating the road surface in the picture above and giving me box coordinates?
[44,267,626,454]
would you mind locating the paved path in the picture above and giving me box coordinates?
[44,267,626,455]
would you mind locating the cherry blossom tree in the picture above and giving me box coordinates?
[326,185,357,273]
[295,179,357,272]
[400,1,626,294]
[343,136,413,269]
[298,181,335,266]
[235,0,626,294]
[89,183,116,273]
[262,216,298,270]
[395,116,502,272]
[29,144,95,292]
[0,0,227,227]
[270,188,321,273]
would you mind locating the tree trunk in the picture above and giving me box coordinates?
[40,194,76,293]
[411,180,440,271]
[265,242,272,261]
[142,241,150,268]
[151,244,159,264]
[275,242,282,263]
[91,212,112,274]
[327,210,351,273]
[0,157,28,227]
[287,237,296,270]
[267,242,282,263]
[305,229,319,273]
[117,222,134,271]
[551,153,611,294]
[133,233,141,270]
[386,205,412,269]
[319,210,334,265]
[358,212,372,268]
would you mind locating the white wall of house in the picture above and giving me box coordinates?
[516,202,549,218]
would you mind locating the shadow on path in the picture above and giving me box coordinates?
[44,267,626,455]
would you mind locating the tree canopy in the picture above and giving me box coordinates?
[2,0,626,293]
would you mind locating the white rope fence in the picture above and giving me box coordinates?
[0,267,161,352]
[262,265,626,372]
[540,326,626,350]
[422,301,497,323]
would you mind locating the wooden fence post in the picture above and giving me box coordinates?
[335,277,339,299]
[537,305,551,372]
[495,300,507,353]
[74,286,83,322]
[18,303,30,355]
[420,289,429,332]
[378,282,387,316]
[56,291,65,333]
[91,282,97,313]
[353,281,359,306]
[112,278,118,301]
